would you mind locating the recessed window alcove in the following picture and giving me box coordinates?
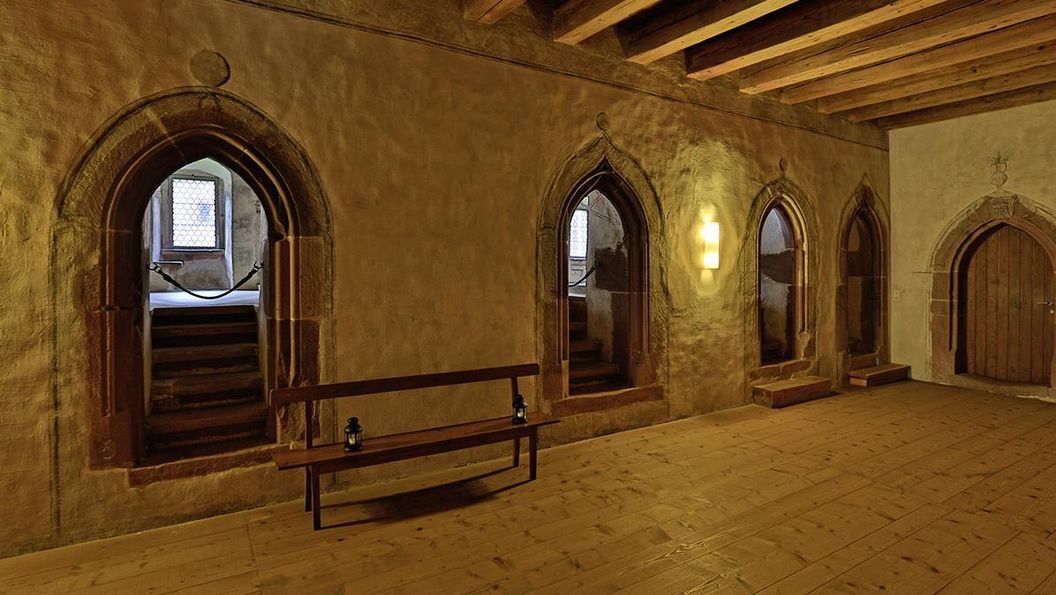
[536,136,668,417]
[742,177,819,386]
[54,90,333,469]
[836,183,889,376]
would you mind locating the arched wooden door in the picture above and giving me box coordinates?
[957,223,1055,385]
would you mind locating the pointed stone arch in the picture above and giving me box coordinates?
[535,134,669,416]
[929,191,1056,392]
[741,175,820,386]
[836,179,890,377]
[53,88,333,468]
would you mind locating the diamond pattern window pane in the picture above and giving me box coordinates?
[171,178,218,248]
[570,210,588,259]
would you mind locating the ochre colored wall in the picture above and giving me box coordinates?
[889,101,1056,382]
[0,0,888,556]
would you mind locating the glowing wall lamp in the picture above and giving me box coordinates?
[702,221,720,269]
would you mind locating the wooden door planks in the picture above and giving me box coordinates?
[961,225,1055,385]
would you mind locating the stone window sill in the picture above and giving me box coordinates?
[553,384,664,416]
[127,442,287,487]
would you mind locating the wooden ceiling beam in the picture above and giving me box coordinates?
[622,0,796,65]
[684,0,950,81]
[847,63,1056,121]
[554,0,662,45]
[876,81,1056,128]
[800,16,1056,109]
[464,0,528,24]
[740,0,1056,94]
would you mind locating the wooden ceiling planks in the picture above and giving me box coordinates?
[682,0,952,81]
[845,63,1056,121]
[739,0,1056,94]
[622,0,797,65]
[467,0,1056,128]
[798,16,1056,110]
[463,0,529,24]
[875,80,1056,128]
[554,0,663,45]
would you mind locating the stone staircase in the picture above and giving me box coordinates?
[147,305,268,461]
[568,296,624,395]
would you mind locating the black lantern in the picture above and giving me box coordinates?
[512,394,528,424]
[344,416,363,452]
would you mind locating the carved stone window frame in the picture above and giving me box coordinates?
[536,135,669,417]
[836,181,890,378]
[742,177,819,387]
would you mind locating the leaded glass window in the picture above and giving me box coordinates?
[170,177,220,249]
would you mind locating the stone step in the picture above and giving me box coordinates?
[569,380,628,396]
[569,297,587,322]
[570,339,602,362]
[153,342,257,363]
[152,321,257,348]
[569,361,620,383]
[753,376,832,409]
[151,305,256,326]
[849,363,911,387]
[151,371,263,411]
[152,342,259,377]
[146,402,268,450]
[849,353,879,371]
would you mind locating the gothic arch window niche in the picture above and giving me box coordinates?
[54,89,333,468]
[837,182,889,376]
[930,193,1056,395]
[537,135,668,417]
[743,175,819,384]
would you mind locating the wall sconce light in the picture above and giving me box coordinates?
[702,221,720,269]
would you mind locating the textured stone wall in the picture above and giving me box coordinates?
[0,0,888,556]
[890,101,1056,383]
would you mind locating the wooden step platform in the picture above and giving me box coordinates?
[753,376,832,408]
[849,363,911,387]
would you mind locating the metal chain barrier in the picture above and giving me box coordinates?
[148,262,263,300]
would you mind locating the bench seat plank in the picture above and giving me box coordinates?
[274,414,559,471]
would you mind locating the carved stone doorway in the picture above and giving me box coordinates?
[930,193,1056,395]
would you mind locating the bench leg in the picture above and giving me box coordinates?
[513,437,521,468]
[304,468,312,512]
[529,428,538,481]
[310,466,322,531]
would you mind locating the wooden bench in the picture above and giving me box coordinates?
[271,363,559,530]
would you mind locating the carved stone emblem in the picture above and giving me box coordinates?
[98,439,116,460]
[988,196,1016,219]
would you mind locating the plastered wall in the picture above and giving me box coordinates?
[889,100,1056,381]
[0,0,888,556]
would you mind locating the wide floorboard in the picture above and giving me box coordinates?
[3,381,1056,594]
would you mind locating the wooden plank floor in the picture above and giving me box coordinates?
[4,381,1056,594]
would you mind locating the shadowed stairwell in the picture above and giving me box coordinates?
[146,305,267,463]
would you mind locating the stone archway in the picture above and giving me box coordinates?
[929,192,1056,393]
[536,134,668,416]
[741,175,820,387]
[836,180,889,378]
[54,88,333,468]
